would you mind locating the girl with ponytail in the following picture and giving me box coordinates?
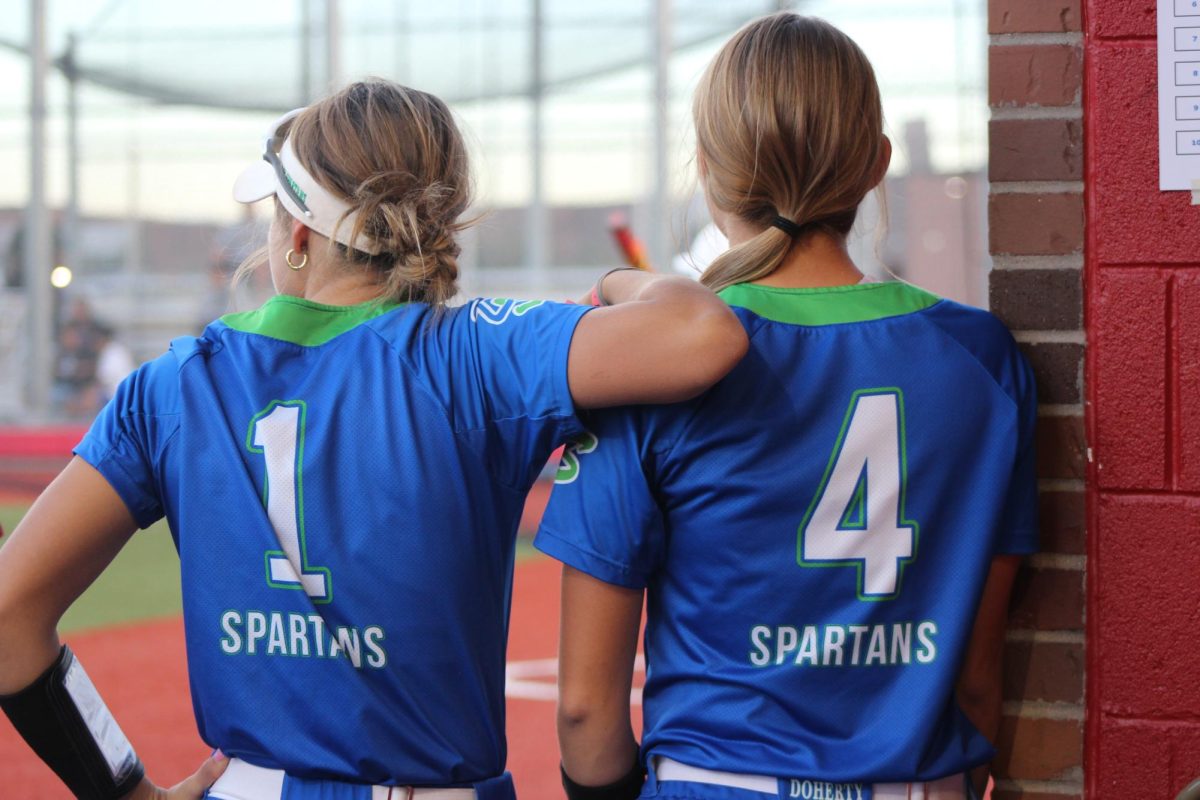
[0,79,747,800]
[538,14,1036,800]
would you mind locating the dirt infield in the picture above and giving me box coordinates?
[0,617,207,797]
[0,427,595,798]
[0,557,640,800]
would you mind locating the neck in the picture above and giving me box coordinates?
[282,251,386,306]
[721,216,864,289]
[299,279,384,306]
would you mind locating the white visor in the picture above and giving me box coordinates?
[232,116,382,256]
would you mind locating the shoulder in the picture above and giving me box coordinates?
[81,346,187,469]
[577,390,703,465]
[359,302,439,345]
[109,342,199,418]
[462,297,561,325]
[727,304,772,337]
[363,298,583,341]
[919,295,1013,342]
[456,298,591,354]
[916,296,1034,405]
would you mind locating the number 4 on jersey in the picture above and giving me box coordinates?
[798,389,918,601]
[247,400,332,603]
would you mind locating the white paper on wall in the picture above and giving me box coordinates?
[1159,0,1200,189]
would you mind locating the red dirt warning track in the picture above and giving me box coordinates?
[0,558,639,800]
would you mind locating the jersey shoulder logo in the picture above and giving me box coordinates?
[469,298,546,325]
[554,430,599,484]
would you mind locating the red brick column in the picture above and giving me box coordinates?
[1086,0,1200,797]
[987,2,1086,798]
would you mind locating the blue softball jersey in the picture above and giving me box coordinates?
[535,281,1038,785]
[75,294,590,786]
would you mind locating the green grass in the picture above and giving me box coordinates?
[515,536,545,564]
[0,505,26,537]
[0,504,183,633]
[1,503,543,634]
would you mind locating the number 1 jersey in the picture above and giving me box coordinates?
[535,281,1038,783]
[76,294,590,786]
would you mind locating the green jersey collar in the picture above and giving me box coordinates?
[718,281,941,326]
[220,294,403,347]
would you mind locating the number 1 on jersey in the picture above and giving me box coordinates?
[798,389,918,601]
[247,401,332,603]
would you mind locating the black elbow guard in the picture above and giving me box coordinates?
[0,645,145,800]
[561,757,646,800]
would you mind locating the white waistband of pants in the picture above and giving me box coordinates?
[207,757,479,800]
[653,757,967,800]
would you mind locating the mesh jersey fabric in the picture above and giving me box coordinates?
[535,281,1038,784]
[76,294,590,786]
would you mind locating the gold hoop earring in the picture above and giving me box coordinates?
[285,249,308,271]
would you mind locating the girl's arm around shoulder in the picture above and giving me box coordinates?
[567,271,748,409]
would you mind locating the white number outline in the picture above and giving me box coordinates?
[246,400,333,604]
[796,388,920,602]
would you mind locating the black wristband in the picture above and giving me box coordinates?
[561,757,646,800]
[0,645,145,800]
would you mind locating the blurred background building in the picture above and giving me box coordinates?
[0,0,987,421]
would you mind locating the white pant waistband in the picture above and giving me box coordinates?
[653,757,967,800]
[207,758,478,800]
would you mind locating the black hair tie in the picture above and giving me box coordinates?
[771,215,805,237]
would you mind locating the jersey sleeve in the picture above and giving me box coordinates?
[73,353,180,530]
[534,409,667,589]
[411,298,593,489]
[995,351,1039,555]
[465,299,589,423]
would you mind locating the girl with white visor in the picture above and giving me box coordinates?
[0,79,747,800]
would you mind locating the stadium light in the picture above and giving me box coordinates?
[50,266,73,289]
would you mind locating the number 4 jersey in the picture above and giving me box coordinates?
[75,294,590,786]
[535,281,1038,783]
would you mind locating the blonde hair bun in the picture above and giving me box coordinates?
[288,79,474,306]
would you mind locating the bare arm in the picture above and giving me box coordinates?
[956,554,1022,797]
[557,565,644,784]
[0,458,138,692]
[567,270,748,409]
[0,457,227,799]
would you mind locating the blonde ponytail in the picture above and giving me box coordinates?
[700,227,793,293]
[693,13,885,291]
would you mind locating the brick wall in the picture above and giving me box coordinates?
[1086,0,1200,797]
[987,1,1086,798]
